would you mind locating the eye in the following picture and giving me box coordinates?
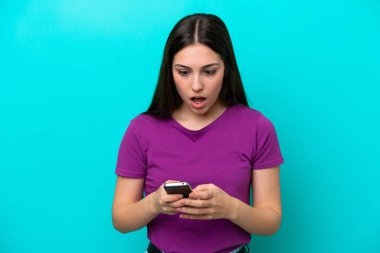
[204,69,216,75]
[178,70,189,77]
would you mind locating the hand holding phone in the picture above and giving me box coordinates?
[164,182,193,198]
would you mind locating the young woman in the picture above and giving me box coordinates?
[112,13,284,253]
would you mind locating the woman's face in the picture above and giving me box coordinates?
[172,43,225,118]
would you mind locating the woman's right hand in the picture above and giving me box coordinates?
[151,180,184,215]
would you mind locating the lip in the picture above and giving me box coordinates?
[190,97,207,109]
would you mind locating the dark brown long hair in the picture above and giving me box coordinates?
[143,13,249,119]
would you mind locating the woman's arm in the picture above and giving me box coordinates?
[112,176,184,233]
[112,176,156,233]
[229,166,282,235]
[176,166,282,235]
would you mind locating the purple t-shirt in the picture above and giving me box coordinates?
[115,104,284,253]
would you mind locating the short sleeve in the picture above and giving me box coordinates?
[115,118,147,178]
[252,115,284,170]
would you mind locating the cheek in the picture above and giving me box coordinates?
[172,73,179,86]
[173,77,186,95]
[212,74,224,92]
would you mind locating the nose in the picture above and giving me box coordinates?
[191,74,204,92]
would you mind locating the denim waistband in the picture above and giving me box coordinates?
[146,242,250,253]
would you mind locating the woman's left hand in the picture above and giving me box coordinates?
[175,183,237,220]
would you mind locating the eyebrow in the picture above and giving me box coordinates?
[173,63,220,69]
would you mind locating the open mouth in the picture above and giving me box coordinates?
[191,96,206,104]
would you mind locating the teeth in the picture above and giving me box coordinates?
[192,97,205,104]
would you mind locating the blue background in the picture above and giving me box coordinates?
[1,0,379,252]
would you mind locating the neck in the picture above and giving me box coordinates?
[173,101,227,123]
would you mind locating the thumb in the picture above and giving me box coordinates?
[192,184,210,192]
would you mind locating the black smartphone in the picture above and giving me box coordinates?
[164,182,193,198]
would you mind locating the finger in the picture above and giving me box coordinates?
[176,206,212,215]
[179,198,209,208]
[162,206,177,213]
[189,191,212,200]
[162,194,183,203]
[179,214,213,220]
[168,199,187,208]
[192,184,211,192]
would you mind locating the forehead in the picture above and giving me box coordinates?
[172,44,223,67]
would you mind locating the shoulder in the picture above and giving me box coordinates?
[231,104,274,129]
[130,113,163,125]
[131,113,155,125]
[128,113,171,134]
